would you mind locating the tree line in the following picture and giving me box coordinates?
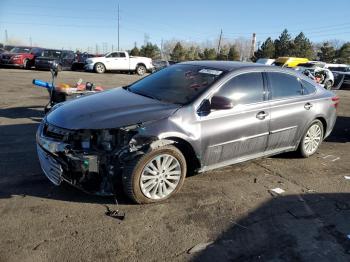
[254,29,350,63]
[128,29,350,64]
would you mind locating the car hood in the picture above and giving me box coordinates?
[46,88,181,130]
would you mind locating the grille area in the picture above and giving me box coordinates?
[37,145,63,185]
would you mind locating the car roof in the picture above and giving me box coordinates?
[180,60,264,71]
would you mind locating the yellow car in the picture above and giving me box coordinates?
[273,57,309,68]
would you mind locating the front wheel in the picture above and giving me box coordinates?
[298,120,324,158]
[136,65,146,76]
[23,59,30,69]
[122,145,187,204]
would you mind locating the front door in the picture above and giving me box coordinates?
[200,72,270,168]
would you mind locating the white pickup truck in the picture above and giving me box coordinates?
[84,51,154,75]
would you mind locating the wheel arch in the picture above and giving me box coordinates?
[165,136,201,175]
[135,63,146,70]
[315,116,327,138]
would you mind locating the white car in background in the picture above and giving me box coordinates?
[84,51,154,75]
[255,58,275,65]
[295,61,334,89]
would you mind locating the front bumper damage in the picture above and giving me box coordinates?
[36,119,161,195]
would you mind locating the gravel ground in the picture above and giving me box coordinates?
[0,68,349,262]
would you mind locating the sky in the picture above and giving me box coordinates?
[0,0,350,52]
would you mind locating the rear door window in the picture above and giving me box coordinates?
[267,72,303,99]
[217,72,264,105]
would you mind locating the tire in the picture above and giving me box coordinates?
[94,63,105,74]
[298,120,324,158]
[23,59,30,69]
[324,80,333,90]
[136,64,146,76]
[122,145,187,204]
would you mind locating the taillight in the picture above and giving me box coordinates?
[332,96,339,109]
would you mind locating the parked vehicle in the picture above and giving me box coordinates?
[36,61,338,204]
[71,52,96,71]
[273,57,309,68]
[0,46,43,69]
[325,64,350,90]
[84,51,154,75]
[35,49,75,71]
[3,45,15,52]
[255,58,275,65]
[152,60,176,72]
[0,48,5,54]
[295,61,334,89]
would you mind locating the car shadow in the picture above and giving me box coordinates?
[0,105,45,123]
[325,116,350,143]
[193,192,350,261]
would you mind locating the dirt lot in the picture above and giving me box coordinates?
[0,68,349,262]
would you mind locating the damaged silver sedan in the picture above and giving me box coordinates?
[37,61,338,203]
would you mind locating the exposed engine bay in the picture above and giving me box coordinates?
[36,119,165,196]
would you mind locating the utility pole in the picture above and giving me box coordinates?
[5,29,8,44]
[217,29,223,54]
[29,36,32,47]
[250,33,256,59]
[117,4,120,50]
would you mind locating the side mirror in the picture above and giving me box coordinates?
[50,60,59,77]
[211,96,233,110]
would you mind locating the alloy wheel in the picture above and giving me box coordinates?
[303,123,322,155]
[140,154,181,200]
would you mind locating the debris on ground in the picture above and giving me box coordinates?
[344,176,350,180]
[104,205,125,220]
[187,241,214,254]
[269,188,285,197]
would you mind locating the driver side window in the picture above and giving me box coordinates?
[217,72,265,105]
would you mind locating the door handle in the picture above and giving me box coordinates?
[256,111,268,120]
[304,103,313,110]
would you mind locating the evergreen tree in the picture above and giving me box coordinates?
[318,42,336,63]
[170,42,186,61]
[227,45,240,61]
[216,45,230,60]
[185,46,201,60]
[292,32,314,59]
[274,29,292,57]
[200,48,217,60]
[254,37,275,59]
[140,43,160,59]
[336,42,350,64]
[130,46,140,56]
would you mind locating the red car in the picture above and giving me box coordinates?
[0,46,43,69]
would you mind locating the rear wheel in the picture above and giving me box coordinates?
[136,64,146,76]
[298,120,324,158]
[122,145,186,204]
[94,63,105,73]
[324,80,333,90]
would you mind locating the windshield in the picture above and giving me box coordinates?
[10,47,31,53]
[41,50,62,58]
[128,64,226,105]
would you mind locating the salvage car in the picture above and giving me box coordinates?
[37,61,338,204]
[295,61,334,89]
[35,49,75,71]
[325,64,350,90]
[84,51,154,75]
[0,46,43,69]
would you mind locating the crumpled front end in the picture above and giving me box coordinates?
[36,118,152,195]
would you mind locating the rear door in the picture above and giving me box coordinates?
[107,52,129,70]
[265,71,315,151]
[61,51,75,69]
[200,71,270,167]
